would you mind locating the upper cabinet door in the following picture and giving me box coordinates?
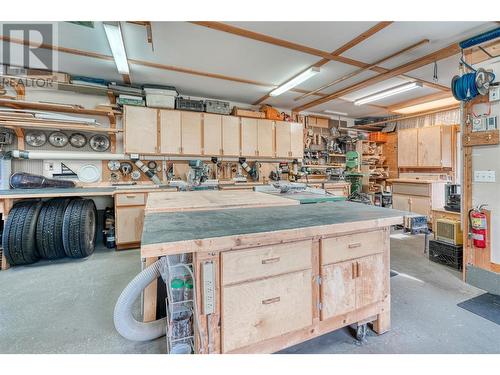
[241,118,258,157]
[397,128,418,167]
[159,110,181,154]
[203,113,222,156]
[124,106,158,154]
[290,122,304,158]
[275,121,291,158]
[181,112,202,155]
[257,119,274,157]
[222,115,240,156]
[418,126,442,167]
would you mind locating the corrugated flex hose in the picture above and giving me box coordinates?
[114,260,167,341]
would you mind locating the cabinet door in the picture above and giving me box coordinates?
[392,193,410,212]
[418,126,442,167]
[275,121,291,158]
[321,261,356,320]
[115,206,145,245]
[355,254,385,309]
[203,113,222,156]
[159,110,181,154]
[241,118,258,157]
[257,119,274,157]
[397,128,418,167]
[290,122,304,158]
[409,195,431,217]
[222,115,240,156]
[181,112,202,155]
[124,106,158,154]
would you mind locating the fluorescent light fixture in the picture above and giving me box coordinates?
[354,82,423,106]
[393,97,458,114]
[324,110,348,116]
[103,22,130,75]
[270,67,320,97]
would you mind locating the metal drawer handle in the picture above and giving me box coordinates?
[262,257,280,264]
[262,296,280,305]
[348,242,361,249]
[126,195,137,199]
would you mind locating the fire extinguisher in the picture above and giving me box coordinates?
[468,205,488,249]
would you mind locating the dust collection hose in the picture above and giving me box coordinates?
[114,260,166,341]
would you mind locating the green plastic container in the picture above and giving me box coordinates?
[171,278,184,302]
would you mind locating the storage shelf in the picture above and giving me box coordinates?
[0,98,117,118]
[0,120,122,134]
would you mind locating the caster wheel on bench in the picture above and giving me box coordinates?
[355,323,368,342]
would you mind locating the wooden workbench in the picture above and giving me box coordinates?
[140,191,404,353]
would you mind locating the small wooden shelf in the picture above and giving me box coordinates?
[328,153,346,157]
[0,120,122,134]
[0,98,117,119]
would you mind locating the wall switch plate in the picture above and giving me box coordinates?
[202,261,215,315]
[489,86,500,102]
[474,170,496,182]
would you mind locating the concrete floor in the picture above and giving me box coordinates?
[1,232,499,354]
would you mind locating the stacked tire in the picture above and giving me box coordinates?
[2,198,97,266]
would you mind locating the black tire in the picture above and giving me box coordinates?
[62,198,97,258]
[36,198,72,259]
[2,200,42,266]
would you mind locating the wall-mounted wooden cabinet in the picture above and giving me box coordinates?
[257,119,274,157]
[397,125,453,168]
[222,115,240,156]
[203,113,222,156]
[159,110,181,154]
[124,106,302,159]
[275,121,304,158]
[240,117,258,157]
[124,106,159,154]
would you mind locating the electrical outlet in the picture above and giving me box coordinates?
[202,261,215,315]
[474,170,496,182]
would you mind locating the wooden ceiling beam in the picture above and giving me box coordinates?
[0,34,326,98]
[245,22,393,105]
[293,43,461,112]
[190,21,392,64]
[386,91,453,112]
[295,39,430,101]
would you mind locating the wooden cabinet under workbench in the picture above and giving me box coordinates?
[140,191,404,353]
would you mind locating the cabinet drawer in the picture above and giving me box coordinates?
[115,193,146,206]
[321,230,384,265]
[222,269,312,353]
[222,240,312,285]
[392,183,430,197]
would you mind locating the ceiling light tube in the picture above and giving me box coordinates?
[354,82,423,106]
[103,22,130,75]
[324,110,348,116]
[270,67,320,97]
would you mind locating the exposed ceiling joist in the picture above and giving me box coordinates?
[0,34,328,98]
[293,43,461,112]
[387,91,453,112]
[247,22,393,105]
[295,39,430,101]
[353,104,459,128]
[190,21,393,64]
